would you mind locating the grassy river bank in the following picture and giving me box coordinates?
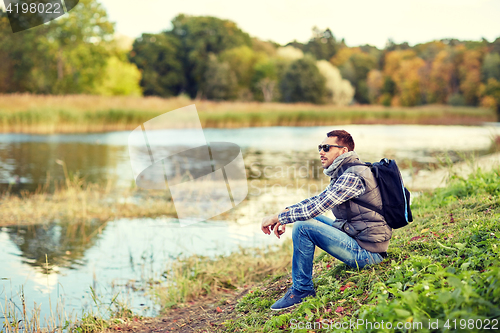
[2,167,499,332]
[64,167,499,333]
[0,94,496,134]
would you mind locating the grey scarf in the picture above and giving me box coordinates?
[323,151,359,179]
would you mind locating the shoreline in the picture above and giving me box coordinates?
[0,94,496,134]
[409,151,500,191]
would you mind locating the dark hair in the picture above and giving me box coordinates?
[326,130,355,151]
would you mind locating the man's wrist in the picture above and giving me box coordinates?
[277,210,291,225]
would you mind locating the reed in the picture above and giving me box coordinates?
[1,285,77,332]
[153,240,294,309]
[0,174,177,227]
[0,94,495,134]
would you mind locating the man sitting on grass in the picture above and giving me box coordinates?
[261,129,391,311]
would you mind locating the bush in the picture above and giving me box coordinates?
[279,56,327,104]
[447,93,466,106]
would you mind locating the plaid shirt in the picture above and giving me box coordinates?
[278,172,366,225]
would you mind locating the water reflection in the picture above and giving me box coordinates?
[6,220,107,272]
[0,125,498,194]
[0,141,126,193]
[1,124,499,327]
[0,217,290,325]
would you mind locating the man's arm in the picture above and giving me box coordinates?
[285,196,317,210]
[278,172,365,225]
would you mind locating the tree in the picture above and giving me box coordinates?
[427,50,454,103]
[46,0,115,93]
[279,56,326,104]
[330,48,377,103]
[0,0,115,94]
[219,45,266,99]
[168,14,252,98]
[251,37,278,57]
[479,78,500,120]
[204,54,238,100]
[303,27,340,61]
[413,41,447,62]
[491,37,500,55]
[0,10,45,92]
[458,49,483,105]
[366,69,383,104]
[92,56,142,96]
[384,50,426,106]
[251,59,279,102]
[482,53,500,82]
[276,46,304,61]
[129,33,184,97]
[316,60,354,106]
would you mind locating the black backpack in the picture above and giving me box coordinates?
[339,158,413,229]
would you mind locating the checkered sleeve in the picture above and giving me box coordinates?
[278,172,366,225]
[285,196,315,210]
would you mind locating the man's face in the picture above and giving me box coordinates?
[319,136,348,169]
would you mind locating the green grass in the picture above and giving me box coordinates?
[222,167,500,332]
[0,94,496,133]
[199,106,496,128]
[153,242,293,309]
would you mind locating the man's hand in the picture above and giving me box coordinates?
[261,209,288,238]
[273,223,286,239]
[261,214,279,235]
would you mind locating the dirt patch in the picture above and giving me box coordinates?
[104,288,252,333]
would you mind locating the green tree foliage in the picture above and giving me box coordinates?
[49,0,114,93]
[479,78,500,120]
[1,5,500,109]
[204,54,238,100]
[482,53,500,82]
[279,56,326,104]
[303,27,339,61]
[167,14,252,98]
[384,39,411,52]
[0,0,114,94]
[219,45,267,99]
[331,48,377,104]
[0,11,45,92]
[251,59,280,102]
[129,33,184,97]
[491,37,500,55]
[92,56,142,96]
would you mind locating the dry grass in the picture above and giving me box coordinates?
[153,240,293,308]
[0,94,495,133]
[0,177,176,227]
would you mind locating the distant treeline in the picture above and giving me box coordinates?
[1,0,499,118]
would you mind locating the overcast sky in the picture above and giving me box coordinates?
[0,0,498,47]
[98,0,500,48]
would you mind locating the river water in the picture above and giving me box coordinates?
[1,124,499,327]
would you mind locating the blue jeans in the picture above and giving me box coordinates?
[291,215,384,292]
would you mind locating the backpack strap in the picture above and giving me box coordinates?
[335,162,366,179]
[344,200,352,223]
[338,162,384,221]
[351,198,384,217]
[337,162,366,224]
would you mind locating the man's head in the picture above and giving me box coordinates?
[319,130,355,169]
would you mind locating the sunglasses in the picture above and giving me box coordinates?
[318,144,346,152]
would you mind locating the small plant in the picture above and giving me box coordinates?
[222,167,500,332]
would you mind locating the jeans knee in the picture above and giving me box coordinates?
[292,219,316,239]
[292,220,304,239]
